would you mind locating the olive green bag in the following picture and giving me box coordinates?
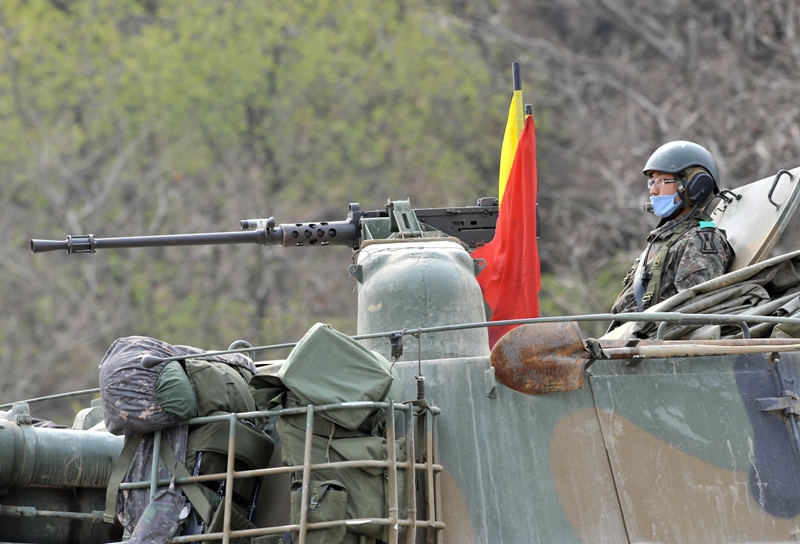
[252,323,407,543]
[290,479,348,544]
[278,323,398,430]
[278,412,407,543]
[182,361,272,542]
[184,359,256,416]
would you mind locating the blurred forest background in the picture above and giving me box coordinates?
[2,0,800,423]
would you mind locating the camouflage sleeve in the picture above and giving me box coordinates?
[673,228,731,292]
[611,282,638,314]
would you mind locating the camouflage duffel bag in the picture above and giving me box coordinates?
[99,335,257,435]
[99,335,266,543]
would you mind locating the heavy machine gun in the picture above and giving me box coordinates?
[30,198,499,254]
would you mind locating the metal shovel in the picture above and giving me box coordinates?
[490,321,800,395]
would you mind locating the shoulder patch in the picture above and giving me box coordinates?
[697,230,718,254]
[698,221,716,229]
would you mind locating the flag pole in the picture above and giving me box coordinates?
[499,63,525,204]
[512,63,524,141]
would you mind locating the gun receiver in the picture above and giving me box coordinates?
[30,199,500,254]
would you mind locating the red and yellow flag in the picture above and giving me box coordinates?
[498,89,524,204]
[473,114,540,348]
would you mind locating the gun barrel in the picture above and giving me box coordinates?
[30,219,360,254]
[31,229,278,254]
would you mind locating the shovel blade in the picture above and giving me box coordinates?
[491,322,587,394]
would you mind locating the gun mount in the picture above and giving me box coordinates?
[30,198,499,254]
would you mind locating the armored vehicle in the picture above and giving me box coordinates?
[3,165,800,544]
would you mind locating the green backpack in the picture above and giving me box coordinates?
[250,323,406,544]
[276,393,407,543]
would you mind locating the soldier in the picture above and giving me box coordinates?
[611,141,735,317]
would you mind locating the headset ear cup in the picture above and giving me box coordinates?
[686,172,714,205]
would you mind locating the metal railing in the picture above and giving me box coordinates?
[114,401,443,544]
[6,311,800,410]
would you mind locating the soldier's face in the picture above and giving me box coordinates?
[648,171,679,202]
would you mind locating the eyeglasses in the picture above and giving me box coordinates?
[647,177,676,189]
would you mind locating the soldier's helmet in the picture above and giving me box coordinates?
[643,140,720,207]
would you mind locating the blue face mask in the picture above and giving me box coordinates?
[650,194,683,218]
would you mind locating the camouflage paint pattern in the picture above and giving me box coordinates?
[585,352,800,542]
[393,355,624,543]
[392,346,800,543]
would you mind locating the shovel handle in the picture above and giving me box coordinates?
[603,342,800,360]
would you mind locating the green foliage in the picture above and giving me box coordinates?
[538,256,631,338]
[0,0,512,421]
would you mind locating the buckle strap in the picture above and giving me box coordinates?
[104,434,144,524]
[159,437,214,524]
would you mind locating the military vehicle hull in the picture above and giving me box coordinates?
[6,197,800,543]
[401,350,800,543]
[6,347,800,543]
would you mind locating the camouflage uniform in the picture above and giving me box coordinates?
[612,212,734,314]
